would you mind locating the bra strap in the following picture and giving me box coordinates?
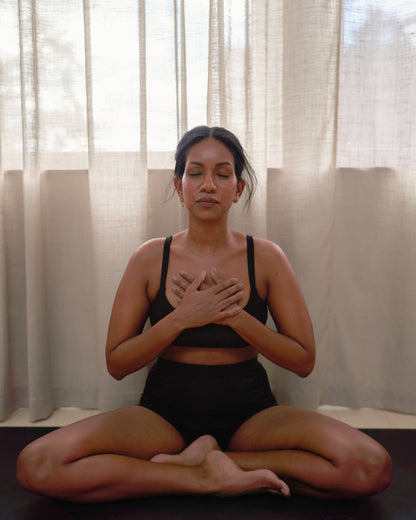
[160,236,173,288]
[246,235,256,288]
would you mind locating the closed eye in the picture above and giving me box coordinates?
[215,168,232,178]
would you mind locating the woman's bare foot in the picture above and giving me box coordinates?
[202,450,290,497]
[151,434,290,497]
[151,435,220,466]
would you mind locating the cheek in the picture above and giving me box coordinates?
[181,179,195,194]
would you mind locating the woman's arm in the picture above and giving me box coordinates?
[106,240,244,380]
[173,239,315,377]
[105,240,181,379]
[220,238,316,377]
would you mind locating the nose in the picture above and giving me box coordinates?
[200,172,217,193]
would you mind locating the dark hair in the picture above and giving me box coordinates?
[174,126,257,207]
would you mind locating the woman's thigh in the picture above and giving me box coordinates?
[227,406,392,498]
[228,405,378,459]
[28,405,186,463]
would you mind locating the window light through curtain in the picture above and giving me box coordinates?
[0,0,415,422]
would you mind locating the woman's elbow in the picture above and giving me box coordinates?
[107,365,125,380]
[106,354,127,381]
[296,352,315,378]
[108,369,125,381]
[297,362,314,378]
[106,351,147,380]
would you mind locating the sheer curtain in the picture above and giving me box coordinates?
[1,0,415,422]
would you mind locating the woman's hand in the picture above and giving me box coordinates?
[172,268,244,326]
[171,271,210,298]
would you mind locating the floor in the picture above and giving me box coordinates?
[1,405,416,428]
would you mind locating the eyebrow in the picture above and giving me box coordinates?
[188,161,233,167]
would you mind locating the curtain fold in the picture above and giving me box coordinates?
[1,0,415,421]
[19,0,54,420]
[263,1,343,409]
[84,0,150,411]
[0,174,11,419]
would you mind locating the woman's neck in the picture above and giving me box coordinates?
[183,219,233,255]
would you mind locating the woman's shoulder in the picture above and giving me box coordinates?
[251,236,294,276]
[127,237,167,270]
[252,236,287,260]
[119,238,168,296]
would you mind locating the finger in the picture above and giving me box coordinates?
[214,303,242,324]
[223,304,242,316]
[172,276,188,291]
[190,270,206,290]
[218,291,244,311]
[171,285,184,298]
[211,267,224,283]
[209,278,241,298]
[214,282,243,299]
[179,271,195,283]
[211,268,239,288]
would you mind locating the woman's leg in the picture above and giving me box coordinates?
[226,405,392,499]
[16,405,285,502]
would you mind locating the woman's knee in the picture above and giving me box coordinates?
[16,431,90,496]
[17,439,58,495]
[356,440,392,496]
[337,437,392,497]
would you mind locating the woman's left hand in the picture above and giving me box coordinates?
[171,271,209,300]
[172,268,243,322]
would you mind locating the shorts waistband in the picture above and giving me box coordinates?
[154,356,260,375]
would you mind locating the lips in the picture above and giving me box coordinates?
[197,197,219,206]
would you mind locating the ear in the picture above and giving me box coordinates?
[174,177,183,201]
[234,180,245,202]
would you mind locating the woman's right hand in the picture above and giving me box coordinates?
[173,270,244,328]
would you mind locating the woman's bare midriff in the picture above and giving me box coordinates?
[160,345,258,365]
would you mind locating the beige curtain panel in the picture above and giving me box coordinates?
[1,0,415,422]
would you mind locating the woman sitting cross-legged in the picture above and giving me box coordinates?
[16,126,392,502]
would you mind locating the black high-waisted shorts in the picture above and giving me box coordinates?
[139,357,277,449]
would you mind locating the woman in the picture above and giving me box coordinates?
[17,126,391,502]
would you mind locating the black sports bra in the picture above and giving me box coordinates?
[148,235,268,348]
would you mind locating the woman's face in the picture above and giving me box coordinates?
[174,137,245,218]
